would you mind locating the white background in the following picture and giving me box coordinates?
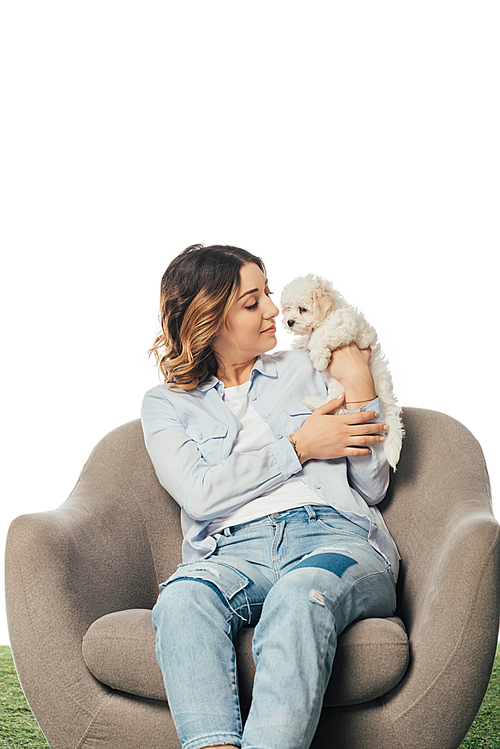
[1,2,498,646]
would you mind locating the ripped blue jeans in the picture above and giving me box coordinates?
[152,505,396,749]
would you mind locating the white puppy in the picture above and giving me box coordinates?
[281,273,404,470]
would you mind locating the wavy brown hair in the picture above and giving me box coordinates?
[150,244,266,388]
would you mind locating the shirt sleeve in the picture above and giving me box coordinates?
[141,388,302,522]
[344,396,390,505]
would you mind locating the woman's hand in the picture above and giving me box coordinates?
[327,343,377,408]
[288,395,387,465]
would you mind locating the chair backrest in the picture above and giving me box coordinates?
[379,406,493,631]
[7,407,498,749]
[62,418,184,598]
[64,407,494,610]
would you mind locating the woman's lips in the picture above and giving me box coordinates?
[261,325,277,334]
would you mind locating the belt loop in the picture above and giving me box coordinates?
[304,505,317,520]
[223,526,232,537]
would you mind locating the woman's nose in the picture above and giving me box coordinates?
[268,298,280,317]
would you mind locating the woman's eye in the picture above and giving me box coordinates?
[245,290,273,310]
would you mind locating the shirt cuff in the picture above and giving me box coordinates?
[344,396,383,417]
[270,434,303,477]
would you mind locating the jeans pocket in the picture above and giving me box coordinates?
[315,517,368,540]
[160,559,250,599]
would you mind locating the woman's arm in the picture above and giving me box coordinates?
[287,344,390,504]
[287,398,386,464]
[329,343,389,503]
[327,343,377,407]
[142,345,388,521]
[288,343,387,463]
[141,389,302,522]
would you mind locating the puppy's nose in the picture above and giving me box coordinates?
[287,319,295,328]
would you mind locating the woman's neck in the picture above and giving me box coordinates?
[217,357,257,388]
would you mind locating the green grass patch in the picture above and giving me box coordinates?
[0,646,49,748]
[0,644,499,748]
[459,643,500,748]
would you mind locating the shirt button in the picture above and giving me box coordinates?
[251,395,257,401]
[277,433,282,439]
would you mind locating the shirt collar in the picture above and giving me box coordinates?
[251,354,278,379]
[196,354,278,393]
[196,374,221,393]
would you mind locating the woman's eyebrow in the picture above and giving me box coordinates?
[236,280,268,302]
[237,287,259,302]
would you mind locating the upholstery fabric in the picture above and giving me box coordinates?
[82,609,409,706]
[5,408,500,749]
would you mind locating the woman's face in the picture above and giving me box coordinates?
[213,263,279,367]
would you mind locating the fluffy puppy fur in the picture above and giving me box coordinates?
[281,274,404,470]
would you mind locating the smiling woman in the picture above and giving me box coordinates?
[141,243,398,749]
[149,244,269,389]
[213,262,279,387]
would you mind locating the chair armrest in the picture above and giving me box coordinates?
[385,511,500,749]
[375,408,500,748]
[6,499,159,635]
[5,497,159,748]
[4,419,179,749]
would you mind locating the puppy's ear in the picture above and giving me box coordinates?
[313,285,336,320]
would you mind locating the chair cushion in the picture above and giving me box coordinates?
[83,608,409,707]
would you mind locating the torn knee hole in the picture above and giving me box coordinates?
[309,589,325,605]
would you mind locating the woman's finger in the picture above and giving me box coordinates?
[347,434,386,445]
[314,395,345,414]
[343,446,373,456]
[348,422,388,434]
[342,410,381,424]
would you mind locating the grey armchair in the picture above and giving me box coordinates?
[5,407,500,749]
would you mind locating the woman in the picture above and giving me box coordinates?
[141,244,399,749]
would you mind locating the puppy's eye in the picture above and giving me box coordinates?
[299,307,308,314]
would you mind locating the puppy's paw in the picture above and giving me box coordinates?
[302,396,327,410]
[326,379,345,401]
[310,348,331,371]
[291,335,309,350]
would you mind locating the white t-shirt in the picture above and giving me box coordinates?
[206,381,326,535]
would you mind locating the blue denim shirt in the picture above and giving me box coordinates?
[141,349,400,579]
